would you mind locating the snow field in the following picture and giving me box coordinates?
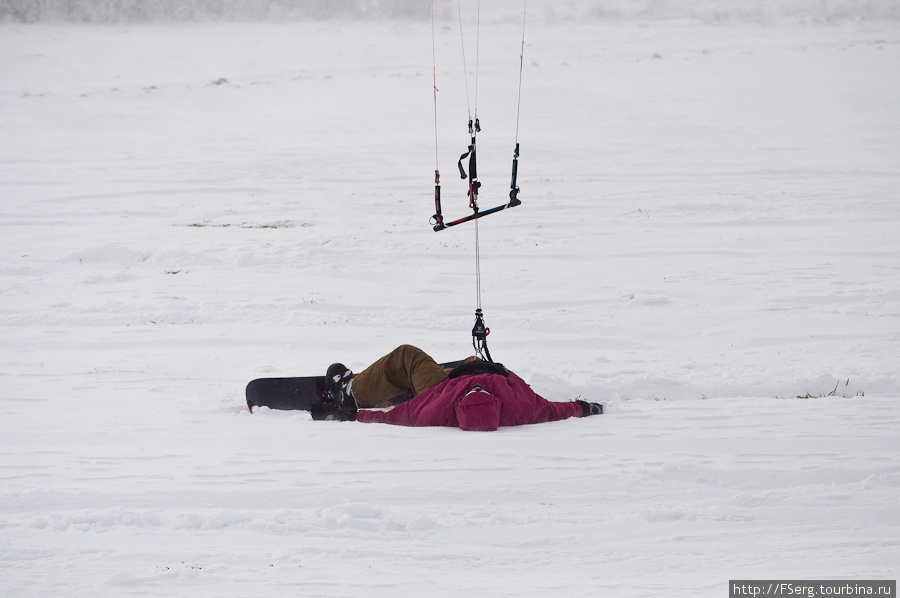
[1,10,899,598]
[3,389,897,596]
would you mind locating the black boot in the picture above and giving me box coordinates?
[311,363,358,421]
[325,363,356,410]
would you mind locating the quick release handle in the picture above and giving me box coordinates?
[472,308,489,341]
[472,308,493,362]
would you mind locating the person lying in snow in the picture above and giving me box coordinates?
[311,345,603,431]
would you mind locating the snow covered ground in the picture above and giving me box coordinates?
[1,2,899,596]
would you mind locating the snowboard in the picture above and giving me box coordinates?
[246,361,462,413]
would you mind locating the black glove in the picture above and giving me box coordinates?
[310,400,358,422]
[575,400,603,416]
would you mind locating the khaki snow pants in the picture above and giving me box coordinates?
[351,345,452,408]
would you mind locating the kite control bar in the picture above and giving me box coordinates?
[431,139,521,232]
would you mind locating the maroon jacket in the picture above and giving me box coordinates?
[356,371,584,431]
